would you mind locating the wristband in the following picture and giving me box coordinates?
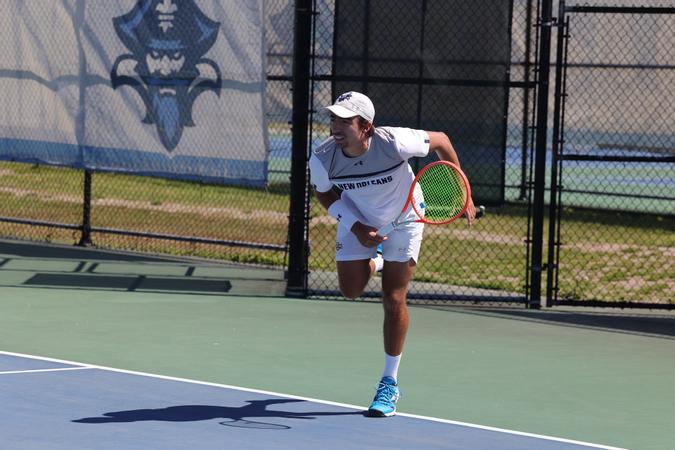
[327,199,359,231]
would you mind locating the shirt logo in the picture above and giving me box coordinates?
[335,175,393,191]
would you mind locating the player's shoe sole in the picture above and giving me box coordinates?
[367,407,396,417]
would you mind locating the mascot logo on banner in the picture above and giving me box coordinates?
[111,0,222,151]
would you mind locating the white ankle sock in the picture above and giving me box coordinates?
[373,254,384,272]
[382,353,401,381]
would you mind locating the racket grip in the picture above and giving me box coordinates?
[377,222,396,237]
[475,205,486,219]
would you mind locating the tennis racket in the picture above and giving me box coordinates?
[377,161,474,237]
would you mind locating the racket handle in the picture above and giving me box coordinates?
[377,222,396,237]
[475,205,486,219]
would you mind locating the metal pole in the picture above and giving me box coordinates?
[520,0,534,200]
[546,0,567,306]
[78,170,92,246]
[285,0,313,297]
[529,0,555,309]
[75,0,91,247]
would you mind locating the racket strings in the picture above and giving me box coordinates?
[417,164,468,223]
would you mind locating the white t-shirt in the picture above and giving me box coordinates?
[309,126,430,229]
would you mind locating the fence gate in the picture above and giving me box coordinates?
[548,4,675,307]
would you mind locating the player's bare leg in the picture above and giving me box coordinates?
[337,259,377,299]
[380,259,415,355]
[367,258,414,417]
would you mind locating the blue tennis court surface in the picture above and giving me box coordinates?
[1,352,624,450]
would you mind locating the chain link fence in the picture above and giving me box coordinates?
[1,2,290,267]
[0,1,672,306]
[548,3,674,305]
[304,0,537,304]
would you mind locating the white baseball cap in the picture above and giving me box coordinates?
[325,91,375,123]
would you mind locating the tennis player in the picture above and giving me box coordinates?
[309,91,476,417]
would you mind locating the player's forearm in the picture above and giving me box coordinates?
[316,189,361,231]
[427,131,461,167]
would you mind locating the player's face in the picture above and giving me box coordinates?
[330,114,367,150]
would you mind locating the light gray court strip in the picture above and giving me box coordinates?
[0,366,94,375]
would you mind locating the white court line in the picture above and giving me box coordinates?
[0,366,94,375]
[0,350,627,450]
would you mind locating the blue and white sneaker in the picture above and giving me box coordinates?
[367,376,400,417]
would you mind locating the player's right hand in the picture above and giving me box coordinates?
[350,221,386,247]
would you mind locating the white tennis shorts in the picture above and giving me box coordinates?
[335,221,424,263]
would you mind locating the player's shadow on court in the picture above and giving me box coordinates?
[73,399,365,430]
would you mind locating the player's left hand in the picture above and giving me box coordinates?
[465,199,476,226]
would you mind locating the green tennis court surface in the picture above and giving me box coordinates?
[1,239,674,449]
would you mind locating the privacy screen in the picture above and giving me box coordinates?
[333,0,513,203]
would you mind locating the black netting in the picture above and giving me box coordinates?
[333,0,512,204]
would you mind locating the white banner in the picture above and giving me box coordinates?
[0,0,268,186]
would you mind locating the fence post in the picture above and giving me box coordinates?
[546,0,567,306]
[76,0,91,248]
[529,0,555,309]
[78,170,92,246]
[520,0,534,201]
[286,0,313,297]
